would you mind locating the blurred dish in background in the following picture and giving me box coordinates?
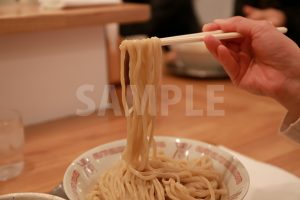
[166,43,228,78]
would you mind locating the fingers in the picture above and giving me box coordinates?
[203,35,221,58]
[202,23,220,32]
[211,16,276,38]
[203,16,274,39]
[204,35,239,82]
[217,45,240,83]
[213,17,253,35]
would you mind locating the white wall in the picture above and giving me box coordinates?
[0,26,108,125]
[193,0,234,25]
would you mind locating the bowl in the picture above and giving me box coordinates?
[0,193,66,200]
[63,136,249,200]
[167,43,227,78]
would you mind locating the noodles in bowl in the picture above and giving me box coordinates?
[63,137,249,200]
[63,38,249,200]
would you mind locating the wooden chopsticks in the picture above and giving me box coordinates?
[160,27,288,46]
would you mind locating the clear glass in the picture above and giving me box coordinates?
[0,109,24,181]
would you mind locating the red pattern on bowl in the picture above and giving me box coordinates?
[64,136,249,200]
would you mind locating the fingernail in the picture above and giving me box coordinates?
[202,23,211,30]
[204,22,214,26]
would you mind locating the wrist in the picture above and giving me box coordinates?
[277,78,300,117]
[275,50,300,116]
[278,85,300,118]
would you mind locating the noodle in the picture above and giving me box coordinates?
[88,37,228,200]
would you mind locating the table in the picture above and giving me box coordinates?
[0,2,150,35]
[1,73,299,194]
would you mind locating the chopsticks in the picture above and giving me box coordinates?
[160,27,288,46]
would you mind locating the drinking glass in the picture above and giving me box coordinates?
[0,109,24,181]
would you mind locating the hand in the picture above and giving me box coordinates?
[243,5,286,27]
[203,17,300,116]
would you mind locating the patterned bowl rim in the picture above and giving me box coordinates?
[0,192,66,200]
[63,136,250,200]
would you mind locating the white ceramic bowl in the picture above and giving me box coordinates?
[63,136,249,200]
[168,43,227,78]
[0,193,66,200]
